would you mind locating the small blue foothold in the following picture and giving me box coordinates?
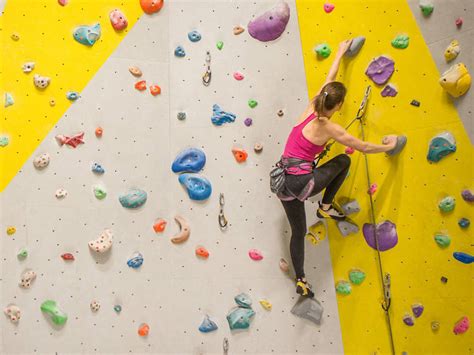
[73,23,101,46]
[92,162,105,174]
[198,315,218,333]
[458,218,470,229]
[174,46,186,57]
[453,252,474,264]
[127,252,144,268]
[172,148,206,173]
[178,174,212,200]
[188,30,202,42]
[211,104,237,126]
[66,91,80,101]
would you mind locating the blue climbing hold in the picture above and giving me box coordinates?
[188,30,202,42]
[174,46,186,57]
[198,315,218,333]
[211,104,236,126]
[66,91,80,101]
[171,148,206,173]
[119,189,147,208]
[453,252,474,264]
[127,252,144,268]
[73,23,101,46]
[178,174,212,200]
[458,218,470,229]
[92,163,105,174]
[227,307,255,330]
[427,132,456,163]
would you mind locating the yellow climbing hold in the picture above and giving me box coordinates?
[444,40,460,62]
[306,221,326,245]
[259,299,272,311]
[439,63,472,98]
[6,226,16,236]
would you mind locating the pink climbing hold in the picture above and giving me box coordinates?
[368,183,377,195]
[323,3,335,13]
[345,147,355,155]
[109,9,128,31]
[453,316,469,335]
[455,17,463,28]
[55,132,84,148]
[58,0,68,6]
[248,249,263,261]
[233,72,244,81]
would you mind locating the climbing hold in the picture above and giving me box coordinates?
[61,253,75,261]
[135,80,147,91]
[11,33,20,41]
[412,303,424,318]
[195,246,209,259]
[391,34,410,49]
[368,183,377,195]
[178,174,212,200]
[336,219,359,236]
[95,127,103,137]
[55,188,68,199]
[227,307,255,330]
[174,46,186,57]
[461,189,474,202]
[438,196,455,212]
[277,109,284,117]
[66,91,80,101]
[366,56,395,85]
[453,252,474,264]
[386,135,407,156]
[17,248,28,259]
[114,305,122,313]
[323,3,335,13]
[91,162,105,174]
[453,316,469,335]
[93,186,107,200]
[306,221,326,245]
[314,43,331,58]
[427,132,456,162]
[109,9,128,31]
[259,300,272,311]
[458,218,470,229]
[335,280,351,295]
[41,300,67,325]
[138,323,150,336]
[279,258,289,273]
[216,41,224,50]
[4,304,21,323]
[88,229,113,253]
[33,74,50,89]
[0,135,9,147]
[49,99,56,107]
[410,99,420,107]
[233,72,244,81]
[58,0,67,6]
[244,118,252,126]
[441,276,448,283]
[431,321,440,331]
[233,25,245,35]
[4,93,14,107]
[211,104,236,126]
[171,147,206,173]
[177,112,186,121]
[171,215,190,244]
[199,315,218,333]
[235,293,252,308]
[188,30,202,42]
[19,269,36,288]
[140,0,163,14]
[90,300,100,312]
[22,61,35,73]
[232,147,248,163]
[348,269,366,285]
[419,0,434,16]
[434,233,451,248]
[345,36,365,57]
[291,297,324,325]
[6,226,16,236]
[444,40,460,62]
[254,143,263,153]
[403,314,415,326]
[55,132,85,148]
[153,218,167,233]
[381,84,398,97]
[129,66,142,77]
[248,249,263,261]
[439,63,471,98]
[340,199,360,215]
[363,220,398,251]
[455,17,463,27]
[119,189,147,208]
[248,2,290,42]
[150,85,161,96]
[248,99,258,108]
[127,252,144,268]
[73,23,101,46]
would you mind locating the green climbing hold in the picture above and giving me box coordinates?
[216,41,224,50]
[94,186,107,200]
[438,196,455,212]
[248,99,258,108]
[419,1,434,16]
[40,300,68,325]
[0,135,9,147]
[391,34,410,49]
[17,248,28,259]
[314,43,331,58]
[335,280,352,295]
[114,305,122,313]
[348,269,366,285]
[434,234,451,248]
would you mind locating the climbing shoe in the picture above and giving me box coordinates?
[296,278,314,298]
[317,202,346,221]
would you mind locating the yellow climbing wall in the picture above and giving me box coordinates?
[296,0,473,354]
[0,0,143,192]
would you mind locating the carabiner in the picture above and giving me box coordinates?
[223,337,229,354]
[202,50,211,86]
[218,193,228,229]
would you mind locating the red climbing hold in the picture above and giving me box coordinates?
[61,253,75,261]
[232,148,248,163]
[138,323,150,336]
[140,0,164,15]
[95,127,103,137]
[55,132,84,148]
[195,246,209,259]
[135,80,147,91]
[455,17,463,28]
[150,84,161,96]
[153,218,167,233]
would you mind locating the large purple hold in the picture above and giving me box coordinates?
[461,189,474,202]
[248,2,290,42]
[363,220,398,251]
[365,56,395,85]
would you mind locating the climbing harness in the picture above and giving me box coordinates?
[223,337,229,355]
[218,193,228,229]
[202,50,212,86]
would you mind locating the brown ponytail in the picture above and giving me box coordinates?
[313,81,347,117]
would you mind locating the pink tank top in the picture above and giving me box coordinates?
[282,112,325,175]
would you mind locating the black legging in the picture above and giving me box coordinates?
[281,154,351,279]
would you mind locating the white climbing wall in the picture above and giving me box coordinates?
[0,1,344,353]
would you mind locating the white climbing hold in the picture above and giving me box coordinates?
[4,304,21,323]
[33,153,50,169]
[22,62,35,73]
[55,188,68,199]
[88,229,113,253]
[90,300,100,312]
[33,74,50,89]
[19,269,36,288]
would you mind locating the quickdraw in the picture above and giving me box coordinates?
[202,50,212,86]
[218,193,228,229]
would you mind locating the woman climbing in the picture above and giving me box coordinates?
[277,39,398,298]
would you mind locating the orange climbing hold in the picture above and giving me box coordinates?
[150,85,161,96]
[195,246,209,259]
[138,323,149,336]
[153,218,167,233]
[95,127,103,137]
[232,148,248,163]
[135,80,147,91]
[140,0,164,15]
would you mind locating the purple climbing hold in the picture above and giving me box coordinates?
[412,303,424,318]
[363,220,398,251]
[461,189,474,202]
[381,84,398,97]
[403,314,415,326]
[248,2,290,42]
[244,118,253,127]
[365,56,395,85]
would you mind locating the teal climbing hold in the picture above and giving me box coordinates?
[114,305,122,313]
[315,43,331,58]
[248,99,258,109]
[40,300,68,325]
[391,34,410,49]
[348,269,366,285]
[438,196,455,212]
[427,132,456,163]
[119,189,147,208]
[227,307,255,330]
[458,218,470,229]
[235,293,252,308]
[335,280,351,295]
[73,23,101,46]
[434,234,451,248]
[0,135,9,147]
[4,92,14,107]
